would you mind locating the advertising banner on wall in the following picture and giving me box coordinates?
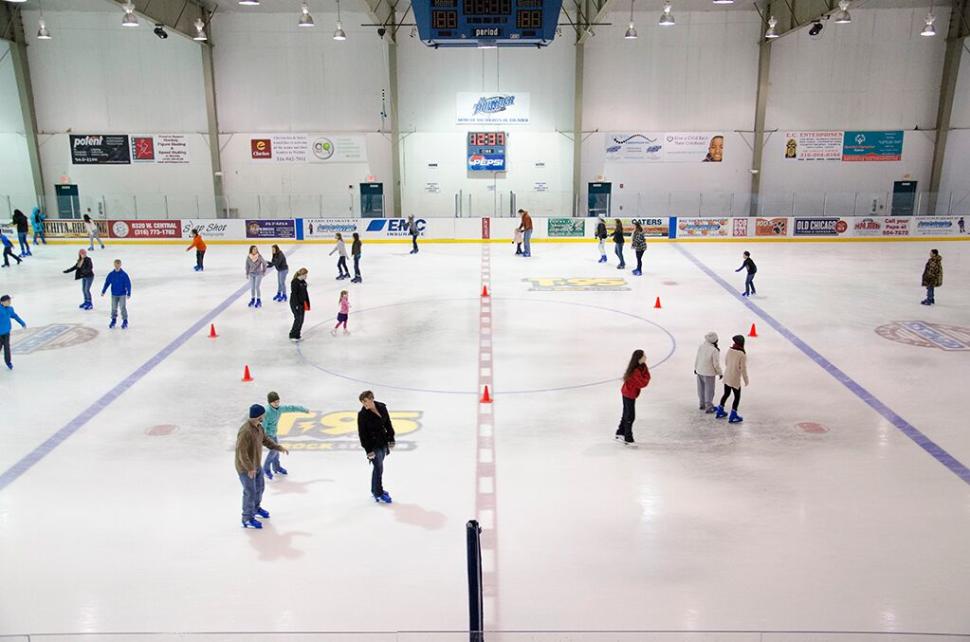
[108,219,182,239]
[131,135,191,164]
[179,219,245,240]
[733,218,749,237]
[249,134,368,163]
[245,219,296,239]
[677,218,730,238]
[913,216,960,236]
[783,131,843,161]
[793,218,850,236]
[842,131,904,161]
[547,218,585,237]
[361,217,426,238]
[303,218,358,239]
[618,218,670,238]
[70,135,131,165]
[456,93,530,125]
[605,132,724,162]
[755,217,789,237]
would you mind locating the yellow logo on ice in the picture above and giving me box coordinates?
[276,410,422,452]
[525,277,629,291]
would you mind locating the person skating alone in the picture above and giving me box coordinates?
[714,335,749,423]
[921,249,942,305]
[262,392,308,479]
[1,231,22,268]
[100,259,132,329]
[615,349,651,446]
[1,294,27,371]
[694,332,722,413]
[269,244,289,302]
[350,232,363,283]
[406,215,420,254]
[12,209,30,257]
[63,249,95,310]
[611,219,626,270]
[595,217,608,263]
[329,233,350,280]
[631,221,647,276]
[236,404,289,529]
[186,228,206,271]
[331,290,351,336]
[357,390,396,503]
[518,209,533,257]
[288,268,310,342]
[83,214,105,251]
[245,245,267,308]
[736,251,757,297]
[31,207,46,246]
[959,217,965,234]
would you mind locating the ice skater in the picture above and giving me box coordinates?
[615,349,651,446]
[245,245,267,308]
[736,251,757,297]
[331,290,351,336]
[63,249,95,310]
[329,233,350,280]
[694,332,722,413]
[100,259,132,329]
[611,219,625,270]
[595,217,608,263]
[236,404,289,529]
[357,390,396,503]
[513,225,523,255]
[518,209,533,257]
[289,268,310,342]
[714,335,749,423]
[1,231,22,267]
[406,215,420,254]
[350,232,363,283]
[186,228,206,271]
[31,207,46,245]
[631,221,646,276]
[959,216,965,234]
[269,244,289,302]
[83,214,105,251]
[262,391,309,479]
[921,248,942,305]
[1,294,27,371]
[12,209,30,257]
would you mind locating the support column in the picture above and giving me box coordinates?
[388,38,403,217]
[572,43,585,217]
[749,27,772,216]
[200,42,225,217]
[2,5,45,203]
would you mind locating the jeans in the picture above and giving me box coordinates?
[744,273,756,295]
[370,446,387,497]
[696,374,716,410]
[17,233,29,255]
[337,256,349,277]
[263,439,283,473]
[926,286,935,303]
[353,256,361,279]
[196,250,205,269]
[635,250,644,272]
[111,295,128,320]
[719,385,741,411]
[290,304,305,339]
[88,231,103,249]
[81,276,93,304]
[249,273,263,299]
[2,246,20,266]
[614,242,625,267]
[1,333,10,366]
[615,396,636,441]
[276,269,288,295]
[34,228,46,244]
[598,239,605,256]
[238,470,265,522]
[523,229,532,256]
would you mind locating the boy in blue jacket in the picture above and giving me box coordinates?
[262,391,309,479]
[1,294,27,370]
[1,232,22,267]
[101,259,132,329]
[31,207,47,245]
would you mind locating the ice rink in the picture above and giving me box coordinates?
[1,238,969,638]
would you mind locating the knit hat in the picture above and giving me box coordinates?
[249,404,265,419]
[705,331,718,344]
[267,391,280,404]
[732,335,745,347]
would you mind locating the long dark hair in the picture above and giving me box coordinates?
[634,222,643,234]
[352,232,360,242]
[623,349,645,380]
[272,244,281,256]
[614,218,623,232]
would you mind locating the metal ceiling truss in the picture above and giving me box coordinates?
[0,1,27,44]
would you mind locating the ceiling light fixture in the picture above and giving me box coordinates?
[658,1,675,26]
[765,15,778,39]
[37,18,51,39]
[193,18,208,40]
[625,0,638,39]
[833,0,851,24]
[712,0,734,4]
[122,1,139,27]
[333,0,346,40]
[238,0,260,6]
[920,10,936,36]
[299,2,315,27]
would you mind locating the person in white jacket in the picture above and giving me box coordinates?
[329,233,350,280]
[715,334,749,423]
[694,332,722,413]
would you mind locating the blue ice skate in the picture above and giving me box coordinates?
[714,406,728,419]
[241,518,263,529]
[728,410,744,424]
[255,507,270,519]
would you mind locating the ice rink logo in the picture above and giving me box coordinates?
[473,95,515,115]
[876,321,970,351]
[275,410,422,451]
[525,277,629,291]
[11,324,98,355]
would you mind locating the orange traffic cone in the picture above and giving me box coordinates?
[480,385,492,403]
[481,285,490,297]
[748,323,758,338]
[242,365,254,382]
[208,323,218,339]
[654,297,662,309]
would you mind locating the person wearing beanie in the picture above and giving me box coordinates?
[235,403,288,529]
[261,391,309,479]
[715,335,749,423]
[1,294,27,371]
[694,332,722,413]
[921,249,942,305]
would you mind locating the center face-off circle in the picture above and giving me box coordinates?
[297,297,675,395]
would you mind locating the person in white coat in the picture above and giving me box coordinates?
[715,334,749,423]
[694,332,722,413]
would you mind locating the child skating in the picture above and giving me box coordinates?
[269,244,289,301]
[100,259,132,329]
[329,233,350,280]
[736,251,757,296]
[350,233,363,283]
[331,290,351,336]
[631,221,646,276]
[1,231,22,268]
[63,249,95,310]
[1,294,27,371]
[245,245,267,308]
[261,391,309,479]
[615,349,651,446]
[595,217,608,263]
[186,228,206,271]
[83,214,105,251]
[513,225,523,255]
[31,207,46,246]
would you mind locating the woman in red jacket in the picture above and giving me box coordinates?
[615,349,651,446]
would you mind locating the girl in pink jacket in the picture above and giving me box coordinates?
[331,290,351,336]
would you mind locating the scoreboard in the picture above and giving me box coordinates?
[414,0,563,48]
[467,131,507,171]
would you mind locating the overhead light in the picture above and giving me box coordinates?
[808,21,823,36]
[193,18,207,40]
[712,0,734,4]
[333,0,346,40]
[658,1,675,26]
[834,0,851,24]
[238,0,260,5]
[920,11,936,36]
[122,2,139,27]
[6,0,28,3]
[765,15,778,39]
[624,0,637,39]
[37,18,51,40]
[299,2,315,27]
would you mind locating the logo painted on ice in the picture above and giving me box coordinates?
[10,324,98,354]
[276,410,422,451]
[876,321,970,351]
[473,95,515,115]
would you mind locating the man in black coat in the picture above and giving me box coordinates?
[357,390,396,503]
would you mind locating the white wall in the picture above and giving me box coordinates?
[0,41,37,217]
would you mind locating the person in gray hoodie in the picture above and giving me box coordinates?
[245,245,267,308]
[693,332,722,413]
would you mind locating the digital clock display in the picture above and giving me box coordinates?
[432,10,458,28]
[433,0,457,6]
[463,0,512,16]
[468,132,507,147]
[467,131,507,171]
[516,10,542,28]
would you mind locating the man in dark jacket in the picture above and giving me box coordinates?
[357,390,396,503]
[12,209,30,257]
[236,404,288,529]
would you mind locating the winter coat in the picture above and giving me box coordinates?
[357,401,396,454]
[187,235,207,252]
[235,419,284,474]
[723,347,749,389]
[922,255,942,288]
[290,277,310,310]
[63,257,94,280]
[12,210,28,234]
[245,254,267,277]
[632,230,646,252]
[31,208,45,230]
[262,404,309,439]
[329,239,348,258]
[101,269,132,297]
[0,305,26,335]
[519,213,533,232]
[351,239,361,257]
[595,221,608,240]
[83,220,98,234]
[694,333,722,377]
[1,233,12,248]
[621,364,651,399]
[406,219,420,238]
[270,251,288,272]
[738,257,757,274]
[611,227,625,244]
